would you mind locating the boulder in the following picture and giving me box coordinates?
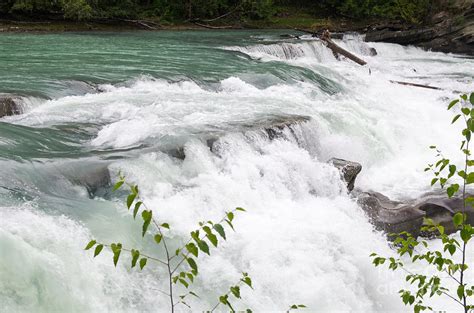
[328,158,362,192]
[355,190,474,239]
[0,95,23,118]
[66,163,111,198]
[412,193,474,237]
[356,191,425,237]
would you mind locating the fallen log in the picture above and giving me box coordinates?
[126,19,157,30]
[389,80,442,90]
[193,22,234,29]
[320,30,367,66]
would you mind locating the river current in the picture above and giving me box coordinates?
[0,30,473,312]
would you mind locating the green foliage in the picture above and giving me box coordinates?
[275,0,432,23]
[62,0,93,20]
[371,93,474,312]
[2,0,431,23]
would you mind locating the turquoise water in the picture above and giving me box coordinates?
[0,30,473,312]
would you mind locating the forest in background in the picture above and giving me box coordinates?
[0,0,434,25]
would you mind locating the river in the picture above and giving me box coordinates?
[0,30,473,312]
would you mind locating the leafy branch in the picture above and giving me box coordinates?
[370,93,474,313]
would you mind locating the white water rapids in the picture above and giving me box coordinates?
[0,33,473,312]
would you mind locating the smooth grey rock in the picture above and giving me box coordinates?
[328,158,362,192]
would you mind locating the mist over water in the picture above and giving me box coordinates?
[0,31,473,312]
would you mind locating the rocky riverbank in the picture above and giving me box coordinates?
[365,0,474,55]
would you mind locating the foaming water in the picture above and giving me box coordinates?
[0,31,473,312]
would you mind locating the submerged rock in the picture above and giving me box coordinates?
[67,163,111,198]
[328,158,362,192]
[0,95,23,118]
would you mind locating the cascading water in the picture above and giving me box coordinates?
[0,30,473,312]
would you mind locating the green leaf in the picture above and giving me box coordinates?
[84,240,96,250]
[460,228,472,242]
[457,285,465,300]
[139,257,147,270]
[431,178,438,186]
[203,226,218,247]
[190,230,200,242]
[447,184,459,198]
[197,240,210,255]
[213,224,226,240]
[453,213,464,227]
[467,173,474,184]
[154,234,162,244]
[235,207,246,212]
[131,249,140,268]
[161,223,170,229]
[448,244,456,255]
[219,295,228,305]
[241,276,252,289]
[186,273,194,282]
[448,99,459,110]
[179,278,189,288]
[227,212,234,222]
[225,219,235,231]
[186,257,198,272]
[112,243,122,267]
[113,180,124,191]
[94,244,103,257]
[186,243,199,257]
[131,185,138,195]
[230,286,241,298]
[141,210,152,237]
[133,201,142,219]
[470,93,474,105]
[127,193,136,209]
[452,114,461,124]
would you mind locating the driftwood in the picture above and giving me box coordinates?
[192,22,234,29]
[122,19,158,30]
[292,29,366,65]
[320,30,367,66]
[389,80,442,90]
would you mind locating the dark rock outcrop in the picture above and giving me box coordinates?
[356,191,426,237]
[355,190,474,238]
[0,95,23,118]
[328,158,362,192]
[365,1,474,55]
[414,193,474,237]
